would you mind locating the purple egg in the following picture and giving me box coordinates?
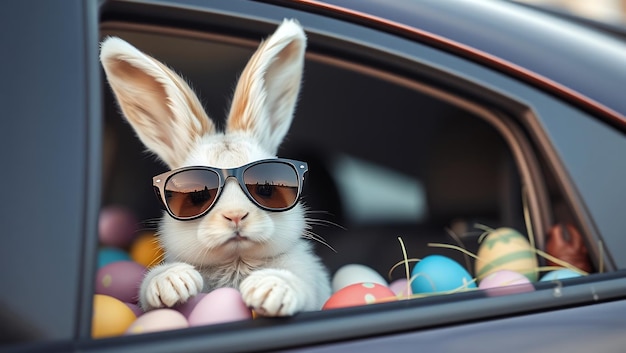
[95,260,146,304]
[389,278,412,298]
[125,302,145,317]
[99,206,139,248]
[174,292,208,318]
[479,270,534,297]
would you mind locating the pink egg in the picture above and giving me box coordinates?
[95,260,146,303]
[173,292,208,318]
[479,269,534,296]
[187,288,252,327]
[323,282,396,310]
[126,309,188,335]
[99,206,139,248]
[389,278,412,298]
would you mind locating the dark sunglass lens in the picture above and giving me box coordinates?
[164,169,220,218]
[243,162,300,209]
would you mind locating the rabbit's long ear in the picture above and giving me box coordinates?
[227,19,306,154]
[100,37,214,169]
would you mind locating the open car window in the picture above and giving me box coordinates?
[93,6,621,350]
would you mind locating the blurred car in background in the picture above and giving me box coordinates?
[2,0,626,352]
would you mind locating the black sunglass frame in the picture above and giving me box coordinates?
[152,158,308,221]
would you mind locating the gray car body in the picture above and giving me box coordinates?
[1,0,626,352]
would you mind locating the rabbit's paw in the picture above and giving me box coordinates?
[240,269,302,317]
[140,262,204,310]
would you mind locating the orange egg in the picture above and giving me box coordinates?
[92,294,137,339]
[129,231,164,268]
[323,282,396,310]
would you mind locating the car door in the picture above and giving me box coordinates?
[3,0,626,352]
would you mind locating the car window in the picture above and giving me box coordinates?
[95,15,607,345]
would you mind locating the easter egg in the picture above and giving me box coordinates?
[126,309,188,335]
[475,227,538,282]
[540,269,583,281]
[130,231,164,268]
[174,292,208,318]
[411,255,476,294]
[478,270,534,296]
[125,302,144,317]
[98,246,131,268]
[479,269,531,289]
[187,288,252,327]
[92,294,137,338]
[99,206,139,248]
[323,282,396,310]
[389,278,412,298]
[332,264,388,292]
[95,260,146,303]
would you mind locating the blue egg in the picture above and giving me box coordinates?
[540,269,583,282]
[98,247,131,268]
[411,255,476,294]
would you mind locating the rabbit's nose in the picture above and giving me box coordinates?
[223,211,249,226]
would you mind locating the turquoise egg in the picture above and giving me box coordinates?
[98,247,131,268]
[411,255,476,294]
[540,269,583,281]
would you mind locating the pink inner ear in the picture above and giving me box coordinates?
[226,80,255,134]
[150,58,214,138]
[106,58,176,149]
[266,40,303,78]
[103,44,217,168]
[225,24,305,155]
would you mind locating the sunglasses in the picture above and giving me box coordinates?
[153,158,308,221]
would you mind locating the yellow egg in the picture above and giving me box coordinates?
[475,227,538,282]
[129,231,164,268]
[92,294,137,339]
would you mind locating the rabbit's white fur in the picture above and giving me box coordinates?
[100,19,330,316]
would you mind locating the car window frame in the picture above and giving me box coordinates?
[91,6,623,351]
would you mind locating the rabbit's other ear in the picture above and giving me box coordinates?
[227,19,306,155]
[100,37,215,169]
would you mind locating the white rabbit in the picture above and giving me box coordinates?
[100,19,330,317]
